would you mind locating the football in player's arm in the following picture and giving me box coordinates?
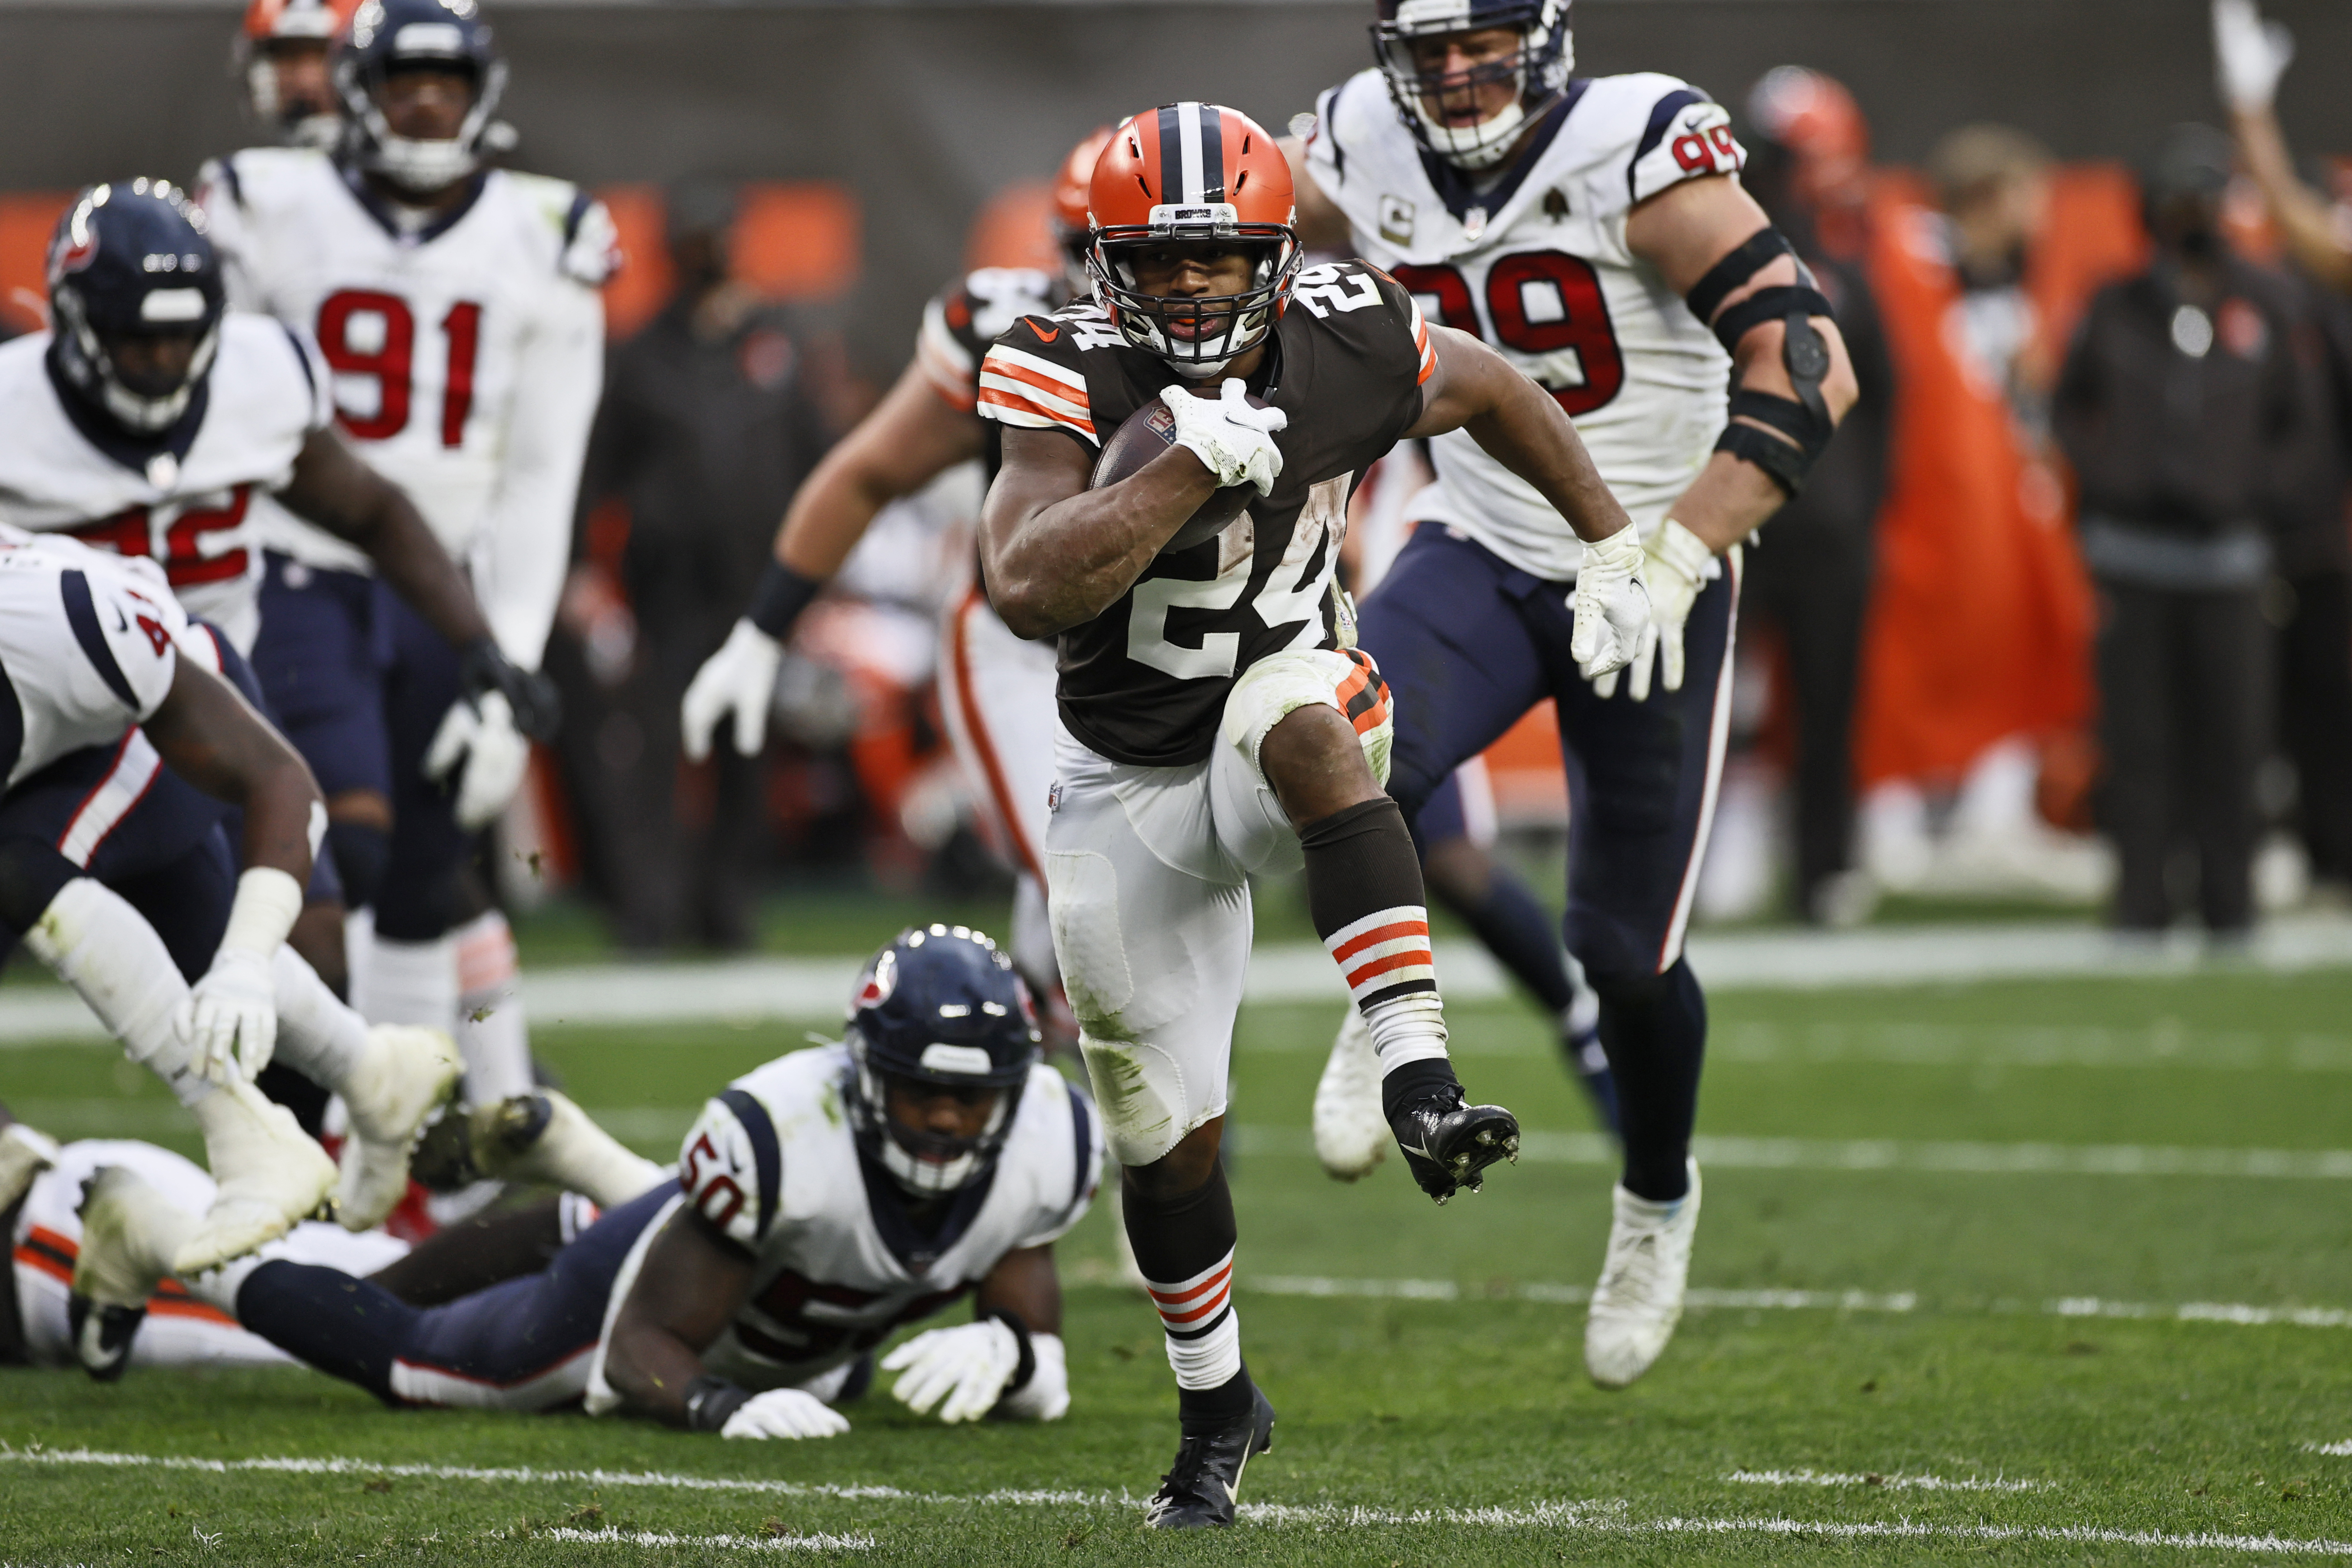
[1286,78,1859,698]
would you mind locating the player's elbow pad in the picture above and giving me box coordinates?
[1686,227,1840,497]
[995,1333,1069,1422]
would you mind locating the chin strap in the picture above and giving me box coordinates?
[1686,226,1839,497]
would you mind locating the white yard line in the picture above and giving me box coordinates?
[1,913,2347,1045]
[1236,1273,2352,1330]
[1727,1469,2048,1492]
[2,1447,2345,1555]
[526,1527,871,1552]
[2306,1441,2352,1457]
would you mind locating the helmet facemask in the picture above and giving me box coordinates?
[1372,0,1573,171]
[339,52,507,194]
[1088,226,1300,379]
[246,39,342,150]
[846,1041,1023,1198]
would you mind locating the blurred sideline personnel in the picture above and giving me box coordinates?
[979,104,1649,1524]
[682,130,1112,1021]
[1291,0,1858,1390]
[2053,125,2312,935]
[0,530,456,1276]
[234,0,357,153]
[1738,67,1894,925]
[566,184,833,949]
[198,0,609,1113]
[2213,0,2352,896]
[73,927,1099,1440]
[0,182,538,1095]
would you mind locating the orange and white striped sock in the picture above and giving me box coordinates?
[1143,1248,1241,1390]
[1302,798,1452,1078]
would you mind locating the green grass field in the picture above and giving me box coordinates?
[7,965,2352,1564]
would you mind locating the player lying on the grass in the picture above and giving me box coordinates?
[975,104,1646,1526]
[0,532,457,1275]
[73,925,1101,1435]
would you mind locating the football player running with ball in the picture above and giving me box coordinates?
[1289,0,1859,1390]
[978,104,1647,1527]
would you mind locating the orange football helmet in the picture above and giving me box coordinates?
[237,0,360,149]
[1086,103,1301,374]
[1050,126,1114,266]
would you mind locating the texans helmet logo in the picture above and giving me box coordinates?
[50,211,98,277]
[856,949,898,1009]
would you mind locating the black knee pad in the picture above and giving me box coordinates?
[325,821,390,912]
[0,837,83,936]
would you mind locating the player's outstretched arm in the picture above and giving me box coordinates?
[1626,176,1860,556]
[682,359,983,761]
[2215,0,2352,294]
[981,425,1224,639]
[279,427,496,654]
[1403,325,1636,546]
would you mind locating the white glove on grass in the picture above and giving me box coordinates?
[1597,518,1714,701]
[881,1319,1023,1424]
[2213,0,2294,114]
[1161,378,1289,496]
[1569,524,1653,682]
[719,1388,851,1441]
[424,690,531,831]
[682,617,786,762]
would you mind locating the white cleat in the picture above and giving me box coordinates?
[0,1121,61,1212]
[177,1078,338,1274]
[1312,1009,1388,1182]
[73,1165,195,1379]
[336,1025,464,1231]
[1584,1160,1702,1390]
[471,1088,665,1207]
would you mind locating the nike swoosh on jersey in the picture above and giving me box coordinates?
[1029,321,1061,342]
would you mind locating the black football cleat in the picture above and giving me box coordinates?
[1143,1387,1277,1529]
[67,1292,146,1382]
[1390,1088,1520,1204]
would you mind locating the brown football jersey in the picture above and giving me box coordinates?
[976,261,1435,766]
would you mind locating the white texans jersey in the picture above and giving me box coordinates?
[196,147,615,668]
[9,1139,404,1369]
[1307,70,1743,579]
[585,1044,1100,1408]
[0,319,329,653]
[0,529,189,789]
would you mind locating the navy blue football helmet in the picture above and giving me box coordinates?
[334,0,509,194]
[45,181,225,436]
[1371,0,1574,170]
[843,925,1040,1196]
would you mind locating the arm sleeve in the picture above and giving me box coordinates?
[676,1089,782,1253]
[975,324,1100,448]
[1626,87,1746,207]
[193,156,267,314]
[1019,1075,1105,1249]
[474,271,604,669]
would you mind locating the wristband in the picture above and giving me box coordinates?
[747,561,825,641]
[982,1307,1037,1392]
[220,867,304,959]
[459,639,561,742]
[683,1374,751,1433]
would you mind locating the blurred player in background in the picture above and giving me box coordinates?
[981,104,1646,1524]
[234,0,360,152]
[1292,0,1857,1390]
[2214,0,2352,295]
[72,926,1096,1439]
[198,0,608,1123]
[682,129,1112,1033]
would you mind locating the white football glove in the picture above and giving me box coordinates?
[881,1319,1023,1425]
[993,1333,1069,1423]
[719,1388,851,1441]
[1160,378,1289,497]
[1596,518,1715,701]
[2213,0,2294,114]
[177,948,278,1084]
[423,689,531,831]
[1569,524,1653,683]
[681,617,786,763]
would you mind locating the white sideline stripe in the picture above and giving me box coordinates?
[1231,1123,2352,1180]
[528,1527,870,1552]
[1237,1274,2352,1330]
[3,1450,2346,1556]
[2307,1441,2352,1456]
[1,913,2347,1044]
[1727,1469,2048,1492]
